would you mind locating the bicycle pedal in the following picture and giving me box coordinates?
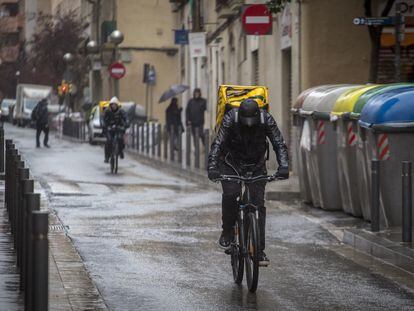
[259,261,270,267]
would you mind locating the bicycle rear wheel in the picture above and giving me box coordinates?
[245,212,259,292]
[231,221,243,284]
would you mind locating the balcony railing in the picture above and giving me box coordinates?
[216,0,243,18]
[0,45,19,62]
[0,15,23,33]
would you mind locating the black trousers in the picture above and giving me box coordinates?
[191,125,205,146]
[220,160,267,251]
[36,124,49,146]
[105,130,125,159]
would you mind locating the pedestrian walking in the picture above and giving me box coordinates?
[32,98,50,148]
[166,97,184,150]
[185,88,206,146]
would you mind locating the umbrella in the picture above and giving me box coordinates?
[158,84,190,103]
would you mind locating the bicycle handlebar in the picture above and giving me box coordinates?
[215,174,282,183]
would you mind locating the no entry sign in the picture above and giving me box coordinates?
[242,4,272,35]
[108,62,126,79]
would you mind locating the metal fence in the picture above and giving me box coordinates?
[126,122,212,173]
[62,117,87,141]
[3,131,49,311]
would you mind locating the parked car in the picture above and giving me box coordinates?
[0,98,16,122]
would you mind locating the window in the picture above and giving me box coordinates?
[238,33,247,64]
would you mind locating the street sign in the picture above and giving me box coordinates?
[108,62,126,79]
[242,4,272,35]
[174,29,189,45]
[353,17,396,26]
[189,32,206,58]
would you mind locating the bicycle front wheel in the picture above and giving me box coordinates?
[231,221,243,284]
[245,212,259,292]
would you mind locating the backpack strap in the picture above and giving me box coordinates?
[234,108,239,123]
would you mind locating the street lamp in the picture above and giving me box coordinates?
[63,53,74,64]
[86,40,100,54]
[109,30,124,98]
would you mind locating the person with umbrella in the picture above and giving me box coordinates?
[165,97,184,150]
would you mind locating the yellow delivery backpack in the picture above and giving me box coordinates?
[215,85,269,132]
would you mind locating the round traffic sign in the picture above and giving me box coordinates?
[108,62,126,79]
[242,4,272,35]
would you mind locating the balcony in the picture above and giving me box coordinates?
[0,44,19,63]
[0,15,23,33]
[216,0,244,19]
[0,0,19,5]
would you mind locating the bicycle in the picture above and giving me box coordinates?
[108,126,124,174]
[216,173,280,293]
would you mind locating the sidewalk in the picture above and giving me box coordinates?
[0,182,24,311]
[0,180,107,310]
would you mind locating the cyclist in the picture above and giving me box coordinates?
[103,97,129,163]
[207,99,289,265]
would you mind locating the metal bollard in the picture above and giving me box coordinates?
[141,124,145,153]
[204,129,210,170]
[194,127,200,169]
[170,125,175,162]
[146,122,150,154]
[163,125,168,161]
[0,124,4,173]
[13,159,24,247]
[157,124,161,158]
[136,124,140,151]
[5,143,16,212]
[131,123,135,149]
[151,123,156,157]
[402,161,412,243]
[186,126,191,168]
[371,160,380,232]
[31,211,49,311]
[25,193,40,311]
[20,179,33,291]
[17,168,30,268]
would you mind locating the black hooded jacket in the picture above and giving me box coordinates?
[208,109,289,171]
[103,107,129,129]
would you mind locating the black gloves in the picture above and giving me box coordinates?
[275,166,289,180]
[208,168,220,181]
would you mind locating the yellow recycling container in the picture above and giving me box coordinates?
[331,85,379,217]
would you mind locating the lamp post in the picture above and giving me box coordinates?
[109,30,124,98]
[86,40,100,103]
[63,53,74,116]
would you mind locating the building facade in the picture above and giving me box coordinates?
[171,0,374,169]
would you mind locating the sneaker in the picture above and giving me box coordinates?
[36,144,40,148]
[219,230,232,249]
[104,158,109,163]
[258,251,270,267]
[44,144,50,148]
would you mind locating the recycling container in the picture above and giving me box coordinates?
[300,85,358,210]
[359,87,414,227]
[331,85,379,217]
[352,84,414,221]
[292,86,331,204]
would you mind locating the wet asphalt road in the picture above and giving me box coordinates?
[6,124,414,311]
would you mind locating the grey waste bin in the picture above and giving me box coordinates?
[299,86,339,207]
[301,85,359,211]
[359,87,414,227]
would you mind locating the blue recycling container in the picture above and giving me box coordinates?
[359,87,414,226]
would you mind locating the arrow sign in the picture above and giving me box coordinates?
[353,16,396,26]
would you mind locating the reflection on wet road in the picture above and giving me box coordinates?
[6,125,414,311]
